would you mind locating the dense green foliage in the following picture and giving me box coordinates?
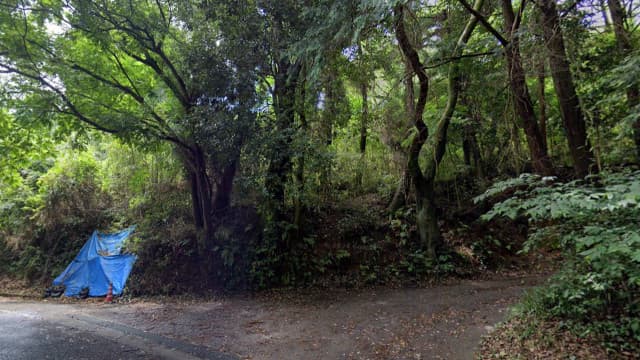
[0,0,639,350]
[477,170,640,351]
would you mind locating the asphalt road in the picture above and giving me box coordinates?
[0,301,236,360]
[0,312,151,360]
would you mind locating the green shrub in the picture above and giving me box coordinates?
[477,169,640,352]
[0,149,113,281]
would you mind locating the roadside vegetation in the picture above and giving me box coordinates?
[477,171,640,356]
[0,0,638,355]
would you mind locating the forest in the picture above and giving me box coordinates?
[0,0,639,357]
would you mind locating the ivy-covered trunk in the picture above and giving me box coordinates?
[265,59,301,252]
[407,119,441,255]
[414,179,440,258]
[395,0,484,258]
[502,0,554,176]
[395,4,437,254]
[388,62,416,213]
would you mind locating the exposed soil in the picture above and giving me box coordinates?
[81,275,547,360]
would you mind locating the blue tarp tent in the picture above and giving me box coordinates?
[52,227,137,297]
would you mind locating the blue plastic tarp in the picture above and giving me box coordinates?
[52,227,137,297]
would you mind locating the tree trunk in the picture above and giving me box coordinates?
[188,169,204,229]
[463,116,484,178]
[293,154,304,242]
[509,115,525,173]
[323,70,336,147]
[356,80,368,190]
[213,158,237,214]
[539,0,595,177]
[293,77,307,243]
[463,135,472,167]
[319,68,337,197]
[536,55,549,153]
[593,110,604,171]
[634,114,640,162]
[265,59,301,251]
[469,128,483,178]
[608,0,633,52]
[414,178,440,259]
[502,0,554,176]
[460,94,484,178]
[395,3,436,254]
[607,0,640,160]
[193,147,214,252]
[394,0,483,257]
[179,145,214,252]
[389,171,410,212]
[388,62,415,212]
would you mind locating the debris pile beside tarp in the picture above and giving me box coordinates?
[52,227,137,297]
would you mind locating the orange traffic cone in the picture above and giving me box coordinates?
[105,282,113,303]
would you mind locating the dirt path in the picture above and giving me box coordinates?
[82,275,545,360]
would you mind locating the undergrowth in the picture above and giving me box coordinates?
[476,169,640,353]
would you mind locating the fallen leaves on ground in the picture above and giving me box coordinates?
[476,315,637,359]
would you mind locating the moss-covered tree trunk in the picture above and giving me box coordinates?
[394,4,435,255]
[394,0,483,258]
[388,62,416,213]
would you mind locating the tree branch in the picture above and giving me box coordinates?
[394,4,430,183]
[107,47,143,99]
[70,62,146,103]
[120,46,191,108]
[429,0,486,178]
[424,50,497,69]
[152,45,190,104]
[514,0,528,31]
[0,63,120,134]
[457,0,510,47]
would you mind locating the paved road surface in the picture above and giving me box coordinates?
[0,311,151,360]
[0,301,235,360]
